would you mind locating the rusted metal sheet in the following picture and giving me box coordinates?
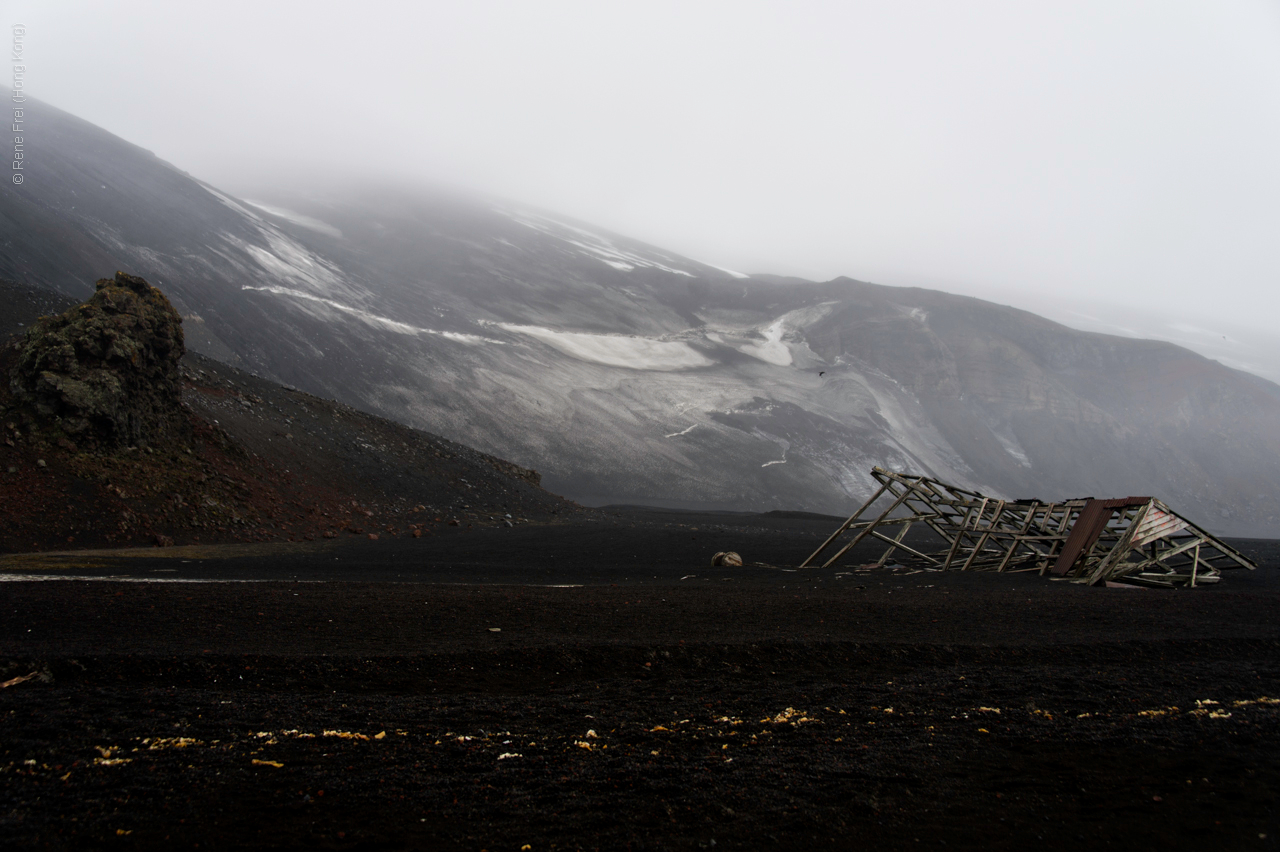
[1051,497,1150,575]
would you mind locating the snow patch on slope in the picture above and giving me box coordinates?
[241,285,493,343]
[738,319,792,366]
[502,209,696,277]
[725,303,841,367]
[993,431,1032,468]
[223,229,353,299]
[498,323,713,371]
[201,184,267,223]
[756,432,790,467]
[201,184,362,302]
[706,263,750,279]
[243,200,344,239]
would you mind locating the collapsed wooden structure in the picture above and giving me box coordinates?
[801,467,1255,587]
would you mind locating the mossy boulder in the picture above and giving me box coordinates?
[9,272,186,447]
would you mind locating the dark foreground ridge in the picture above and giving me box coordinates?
[2,514,1279,850]
[0,275,577,553]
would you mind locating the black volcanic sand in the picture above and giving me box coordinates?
[2,509,1279,850]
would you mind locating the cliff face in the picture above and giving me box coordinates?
[10,272,186,448]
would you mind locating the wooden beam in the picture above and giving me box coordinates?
[818,487,917,569]
[799,480,890,568]
[867,526,943,566]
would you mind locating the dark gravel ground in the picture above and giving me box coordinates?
[2,510,1279,851]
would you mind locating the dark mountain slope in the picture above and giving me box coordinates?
[0,280,570,553]
[2,93,1278,534]
[802,281,1280,519]
[0,278,78,334]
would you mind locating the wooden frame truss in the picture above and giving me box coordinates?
[800,467,1255,587]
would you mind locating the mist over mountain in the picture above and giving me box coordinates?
[4,94,1280,536]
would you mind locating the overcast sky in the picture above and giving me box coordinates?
[10,1,1280,350]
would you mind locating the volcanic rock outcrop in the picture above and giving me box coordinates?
[9,271,186,448]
